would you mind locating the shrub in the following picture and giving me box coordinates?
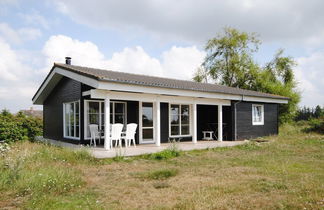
[0,110,42,142]
[147,140,180,160]
[149,149,180,160]
[306,117,324,134]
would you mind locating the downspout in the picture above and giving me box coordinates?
[234,95,244,140]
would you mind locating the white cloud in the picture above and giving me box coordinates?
[42,35,205,80]
[161,46,205,79]
[0,22,21,44]
[18,27,42,40]
[53,0,324,46]
[19,11,49,29]
[296,51,324,107]
[0,37,39,111]
[0,22,42,44]
[42,35,107,72]
[0,37,24,80]
[106,46,164,76]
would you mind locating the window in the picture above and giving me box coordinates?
[84,100,126,139]
[170,104,190,136]
[63,101,80,139]
[252,104,264,125]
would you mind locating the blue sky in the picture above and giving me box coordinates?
[0,0,324,112]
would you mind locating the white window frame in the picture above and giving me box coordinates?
[84,100,127,139]
[169,104,191,137]
[63,100,80,140]
[252,104,264,125]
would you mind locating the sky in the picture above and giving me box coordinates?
[0,0,324,112]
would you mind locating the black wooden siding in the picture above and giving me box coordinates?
[43,77,81,143]
[127,101,139,144]
[160,103,169,143]
[233,101,278,140]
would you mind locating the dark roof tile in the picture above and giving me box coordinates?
[55,63,289,100]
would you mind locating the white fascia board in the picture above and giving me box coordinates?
[243,96,288,104]
[55,67,99,88]
[82,90,91,96]
[97,81,241,101]
[90,89,231,106]
[33,70,61,104]
[97,81,288,104]
[33,67,99,104]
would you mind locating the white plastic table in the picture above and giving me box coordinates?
[202,131,214,140]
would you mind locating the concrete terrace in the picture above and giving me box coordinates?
[36,137,248,159]
[90,140,247,158]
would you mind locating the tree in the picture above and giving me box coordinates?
[314,105,322,118]
[202,27,261,88]
[194,27,300,123]
[255,49,300,123]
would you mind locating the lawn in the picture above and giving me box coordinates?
[0,124,323,209]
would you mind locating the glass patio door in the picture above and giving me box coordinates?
[140,102,155,144]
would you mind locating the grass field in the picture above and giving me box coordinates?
[0,124,323,209]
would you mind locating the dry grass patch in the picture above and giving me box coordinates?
[0,124,323,209]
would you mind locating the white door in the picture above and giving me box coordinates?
[139,102,155,144]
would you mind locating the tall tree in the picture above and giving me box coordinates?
[202,27,261,88]
[194,27,300,123]
[314,105,322,118]
[256,49,300,122]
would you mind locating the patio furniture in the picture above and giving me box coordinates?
[202,131,214,140]
[121,123,137,147]
[89,124,100,147]
[110,123,124,148]
[207,123,228,140]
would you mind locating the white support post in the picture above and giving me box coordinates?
[155,100,161,146]
[192,103,197,143]
[104,96,111,150]
[218,105,223,141]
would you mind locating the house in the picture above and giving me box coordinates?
[19,107,43,119]
[32,57,289,150]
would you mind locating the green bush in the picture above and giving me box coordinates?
[306,117,324,134]
[146,140,181,160]
[0,109,42,142]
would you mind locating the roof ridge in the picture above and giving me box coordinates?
[55,62,221,85]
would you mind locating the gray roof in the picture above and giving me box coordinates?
[54,63,289,100]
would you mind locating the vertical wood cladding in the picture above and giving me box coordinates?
[127,101,139,144]
[160,103,169,143]
[234,101,278,140]
[43,77,81,143]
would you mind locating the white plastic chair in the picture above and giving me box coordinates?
[110,123,124,147]
[89,124,100,147]
[121,123,137,147]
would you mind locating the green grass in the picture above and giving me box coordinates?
[0,124,323,209]
[134,168,178,180]
[141,141,181,160]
